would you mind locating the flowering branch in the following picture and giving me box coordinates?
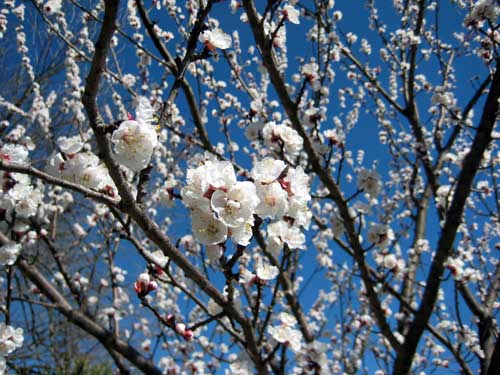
[134,0,212,151]
[242,0,402,353]
[0,232,162,375]
[394,59,500,374]
[0,160,119,206]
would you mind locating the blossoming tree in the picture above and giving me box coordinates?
[1,0,500,374]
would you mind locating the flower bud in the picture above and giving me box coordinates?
[175,323,186,335]
[182,329,194,341]
[134,273,158,298]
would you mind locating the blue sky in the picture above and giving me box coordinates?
[2,1,493,373]
[109,2,490,374]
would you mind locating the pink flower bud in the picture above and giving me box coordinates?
[134,273,157,298]
[182,329,194,341]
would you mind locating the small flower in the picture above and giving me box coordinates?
[255,182,289,219]
[0,243,21,266]
[357,169,382,199]
[302,63,319,82]
[262,122,303,156]
[0,323,24,357]
[445,257,464,280]
[122,73,137,89]
[278,312,296,326]
[251,157,286,184]
[134,273,158,298]
[112,97,158,172]
[147,250,168,268]
[200,28,232,50]
[191,210,228,245]
[267,220,306,256]
[80,163,115,191]
[56,135,83,155]
[382,254,398,270]
[0,144,29,166]
[230,220,254,246]
[464,0,499,26]
[367,224,393,248]
[283,5,300,24]
[112,120,158,172]
[256,261,279,281]
[44,0,62,15]
[211,181,259,227]
[268,323,302,352]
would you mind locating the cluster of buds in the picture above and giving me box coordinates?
[165,314,194,341]
[134,273,158,298]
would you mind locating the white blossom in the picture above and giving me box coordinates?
[0,243,21,266]
[268,315,302,352]
[283,5,300,24]
[251,158,286,184]
[0,323,23,357]
[44,0,62,15]
[211,181,259,227]
[382,253,398,270]
[267,220,306,255]
[112,120,158,171]
[80,163,116,191]
[56,135,83,155]
[200,28,232,50]
[0,144,29,164]
[255,182,289,219]
[357,168,382,199]
[465,0,499,26]
[230,220,254,246]
[367,224,394,248]
[262,122,303,156]
[191,210,228,245]
[256,261,279,281]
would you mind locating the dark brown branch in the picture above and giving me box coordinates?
[394,60,500,374]
[17,258,163,375]
[134,0,212,150]
[242,0,402,353]
[0,233,161,375]
[80,2,267,372]
[0,160,119,207]
[253,229,313,344]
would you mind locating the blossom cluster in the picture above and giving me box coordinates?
[111,97,158,172]
[464,0,499,27]
[46,97,158,197]
[1,143,42,265]
[268,312,302,352]
[357,168,382,200]
[199,28,232,51]
[262,121,303,157]
[0,323,23,373]
[46,137,116,195]
[181,156,311,252]
[181,157,259,246]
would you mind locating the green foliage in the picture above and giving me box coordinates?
[64,358,114,375]
[9,359,113,375]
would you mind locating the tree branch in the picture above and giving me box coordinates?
[242,0,402,353]
[394,60,500,374]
